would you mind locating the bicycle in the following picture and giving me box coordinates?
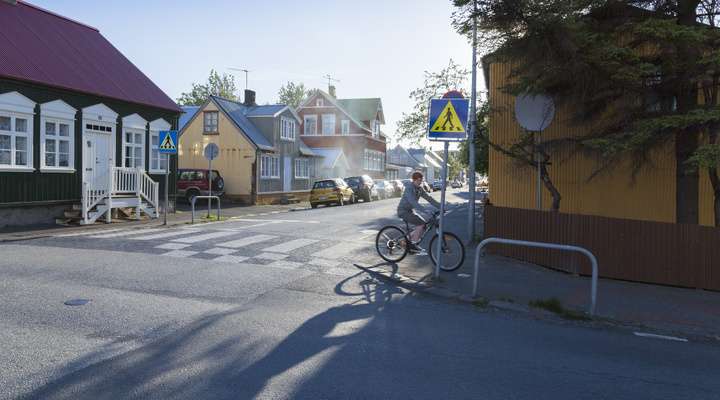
[375,209,465,271]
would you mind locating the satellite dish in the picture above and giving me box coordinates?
[515,94,555,132]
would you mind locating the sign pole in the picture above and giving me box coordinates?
[208,157,212,218]
[434,141,450,278]
[535,131,542,210]
[164,153,169,225]
[468,0,478,243]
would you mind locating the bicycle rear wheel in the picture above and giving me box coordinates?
[429,231,465,271]
[375,226,409,263]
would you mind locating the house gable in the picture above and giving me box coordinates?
[40,99,76,120]
[82,103,118,123]
[0,91,36,114]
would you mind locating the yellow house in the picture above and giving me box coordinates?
[178,91,318,205]
[484,61,716,227]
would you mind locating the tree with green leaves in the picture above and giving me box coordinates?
[459,100,490,177]
[453,0,720,222]
[397,60,470,144]
[177,69,238,106]
[278,81,310,108]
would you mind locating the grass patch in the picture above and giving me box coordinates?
[472,297,489,308]
[200,214,227,222]
[529,297,591,321]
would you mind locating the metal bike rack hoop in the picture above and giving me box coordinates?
[191,195,221,224]
[473,237,598,316]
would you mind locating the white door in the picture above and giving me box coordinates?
[284,156,292,192]
[84,131,112,190]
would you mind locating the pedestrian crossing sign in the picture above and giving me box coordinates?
[428,98,469,141]
[158,130,178,154]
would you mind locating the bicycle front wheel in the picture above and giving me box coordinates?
[429,231,465,271]
[375,226,409,263]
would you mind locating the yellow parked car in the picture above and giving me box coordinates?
[310,179,355,208]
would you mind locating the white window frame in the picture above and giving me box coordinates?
[341,119,350,135]
[203,111,218,133]
[294,158,309,179]
[41,118,74,172]
[303,114,318,136]
[261,154,280,179]
[40,100,76,173]
[0,92,35,172]
[122,128,145,169]
[372,119,380,137]
[316,98,324,107]
[280,117,296,141]
[363,149,384,171]
[322,114,335,135]
[149,119,170,174]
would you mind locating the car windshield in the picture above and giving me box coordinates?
[313,181,335,189]
[345,177,360,185]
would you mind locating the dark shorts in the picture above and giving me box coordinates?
[400,210,429,226]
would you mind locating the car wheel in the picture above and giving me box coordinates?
[311,203,318,209]
[364,193,372,202]
[186,190,199,205]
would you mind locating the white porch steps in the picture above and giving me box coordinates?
[56,196,157,226]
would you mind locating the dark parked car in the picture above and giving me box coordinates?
[177,168,225,204]
[344,175,378,202]
[431,180,443,191]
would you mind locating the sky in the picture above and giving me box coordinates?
[30,0,477,148]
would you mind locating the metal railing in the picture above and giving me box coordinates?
[190,195,221,224]
[473,237,598,316]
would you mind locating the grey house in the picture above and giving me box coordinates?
[178,91,318,204]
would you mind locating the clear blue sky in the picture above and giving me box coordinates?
[30,0,475,145]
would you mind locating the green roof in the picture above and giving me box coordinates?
[336,98,384,125]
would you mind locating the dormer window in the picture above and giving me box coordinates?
[316,98,324,107]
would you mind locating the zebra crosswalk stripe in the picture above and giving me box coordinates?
[261,238,319,253]
[131,229,200,241]
[216,234,277,249]
[90,228,166,239]
[173,231,239,244]
[311,242,368,260]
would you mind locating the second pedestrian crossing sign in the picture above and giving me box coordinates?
[427,98,469,141]
[158,130,178,154]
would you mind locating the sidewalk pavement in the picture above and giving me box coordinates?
[368,202,720,343]
[0,201,308,242]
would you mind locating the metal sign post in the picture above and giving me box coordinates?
[203,143,220,219]
[158,130,179,225]
[427,93,469,277]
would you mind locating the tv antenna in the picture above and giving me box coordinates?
[323,74,340,87]
[229,67,251,90]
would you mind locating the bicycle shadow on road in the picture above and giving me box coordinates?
[20,271,417,400]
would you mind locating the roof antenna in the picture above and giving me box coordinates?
[229,67,251,90]
[323,74,340,87]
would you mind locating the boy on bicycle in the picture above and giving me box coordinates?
[398,171,440,254]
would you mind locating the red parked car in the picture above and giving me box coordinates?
[177,168,225,204]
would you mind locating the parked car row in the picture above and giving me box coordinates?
[310,175,406,209]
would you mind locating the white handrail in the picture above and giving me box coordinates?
[473,237,599,316]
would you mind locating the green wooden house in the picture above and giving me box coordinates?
[0,1,181,229]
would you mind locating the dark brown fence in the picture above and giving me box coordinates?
[483,206,720,291]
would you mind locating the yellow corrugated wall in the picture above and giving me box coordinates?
[488,62,714,225]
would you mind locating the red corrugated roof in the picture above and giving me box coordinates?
[0,1,181,113]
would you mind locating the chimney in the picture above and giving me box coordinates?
[328,85,336,98]
[243,89,256,106]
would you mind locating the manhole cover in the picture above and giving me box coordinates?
[64,299,91,306]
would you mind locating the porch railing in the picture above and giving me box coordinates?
[82,166,160,224]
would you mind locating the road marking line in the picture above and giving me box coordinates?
[361,229,379,236]
[267,260,304,270]
[307,258,341,268]
[155,243,191,250]
[261,238,319,253]
[131,229,201,241]
[56,228,126,238]
[311,242,368,260]
[254,252,289,260]
[90,228,166,239]
[173,231,239,244]
[213,255,250,263]
[633,332,688,342]
[204,247,237,255]
[217,234,277,248]
[161,250,199,258]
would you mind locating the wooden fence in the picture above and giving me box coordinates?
[483,206,720,291]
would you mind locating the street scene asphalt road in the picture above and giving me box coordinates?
[2,191,720,400]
